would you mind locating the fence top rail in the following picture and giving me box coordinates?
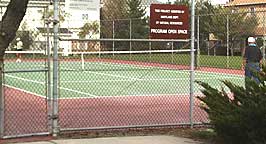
[5,51,46,54]
[59,38,190,42]
[197,10,266,17]
[58,49,194,55]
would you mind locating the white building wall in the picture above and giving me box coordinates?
[62,0,101,53]
[1,0,101,52]
[64,0,101,35]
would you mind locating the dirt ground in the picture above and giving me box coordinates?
[58,126,224,144]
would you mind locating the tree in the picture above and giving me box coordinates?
[126,0,148,39]
[9,21,39,51]
[174,0,219,52]
[0,0,29,137]
[196,66,266,144]
[211,8,258,55]
[174,0,190,6]
[78,21,100,39]
[100,0,127,39]
[0,0,29,59]
[39,6,69,24]
[174,0,259,56]
[196,1,218,41]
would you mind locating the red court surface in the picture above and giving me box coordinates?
[3,87,208,138]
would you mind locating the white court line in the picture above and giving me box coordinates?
[4,74,201,99]
[4,73,201,99]
[83,61,244,81]
[5,74,97,98]
[61,76,243,84]
[60,61,244,86]
[62,78,179,83]
[5,68,242,99]
[165,68,244,77]
[4,84,46,98]
[59,87,97,97]
[59,92,204,100]
[83,70,142,80]
[6,75,45,84]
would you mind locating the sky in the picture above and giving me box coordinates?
[157,0,229,5]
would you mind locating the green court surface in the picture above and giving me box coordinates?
[4,60,244,99]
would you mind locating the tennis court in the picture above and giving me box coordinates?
[2,50,245,137]
[4,53,244,99]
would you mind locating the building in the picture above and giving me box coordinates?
[226,0,266,36]
[141,0,162,16]
[0,0,101,52]
[141,0,161,6]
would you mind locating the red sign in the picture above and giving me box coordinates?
[150,4,189,39]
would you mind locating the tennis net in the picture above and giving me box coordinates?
[58,49,193,72]
[4,51,47,72]
[3,49,194,72]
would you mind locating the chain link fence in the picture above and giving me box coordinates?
[194,9,266,125]
[196,10,266,69]
[1,0,265,138]
[0,4,51,138]
[58,38,198,132]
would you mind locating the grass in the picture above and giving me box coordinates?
[198,54,242,69]
[100,54,242,69]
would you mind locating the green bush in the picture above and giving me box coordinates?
[196,67,266,144]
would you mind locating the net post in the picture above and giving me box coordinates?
[81,53,85,70]
[98,44,101,58]
[149,37,152,60]
[171,41,174,63]
[189,0,196,129]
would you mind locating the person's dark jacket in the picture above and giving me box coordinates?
[244,45,262,63]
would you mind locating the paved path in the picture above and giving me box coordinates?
[13,136,202,144]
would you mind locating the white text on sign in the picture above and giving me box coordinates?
[151,29,188,34]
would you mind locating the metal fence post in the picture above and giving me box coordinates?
[226,14,229,68]
[0,62,4,138]
[45,6,52,134]
[112,20,115,56]
[130,19,132,59]
[263,11,266,61]
[190,0,196,128]
[0,6,4,138]
[52,0,59,137]
[197,15,200,68]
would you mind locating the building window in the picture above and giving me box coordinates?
[231,8,238,13]
[250,7,255,13]
[82,14,88,20]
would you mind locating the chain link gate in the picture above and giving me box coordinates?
[54,0,199,133]
[2,52,49,138]
[0,4,53,138]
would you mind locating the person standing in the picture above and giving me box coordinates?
[242,36,262,84]
[16,37,23,63]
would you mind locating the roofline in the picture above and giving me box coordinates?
[0,1,65,8]
[225,2,266,7]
